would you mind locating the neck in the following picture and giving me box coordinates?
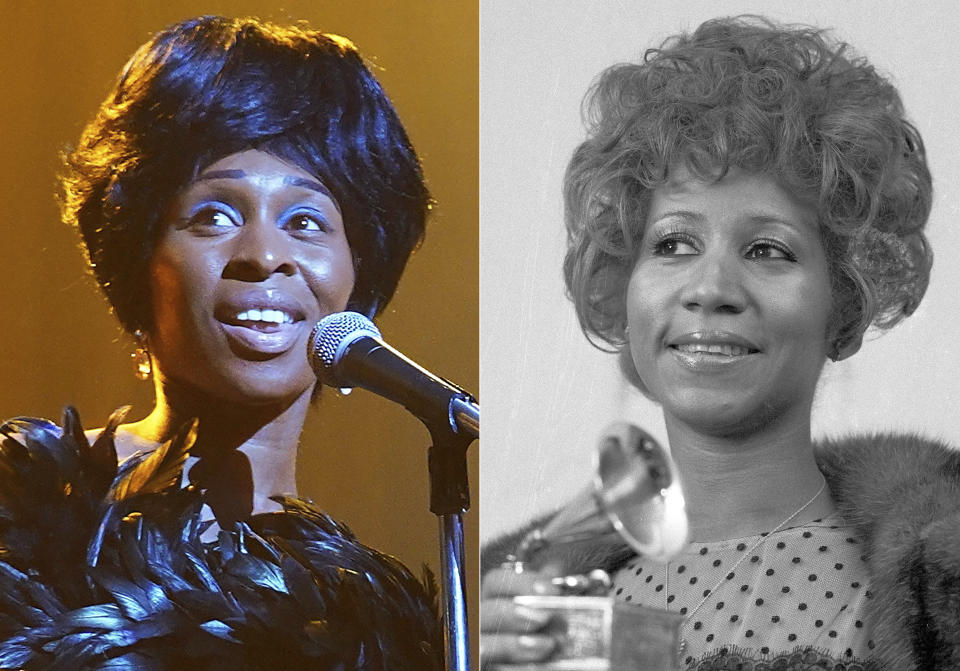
[665,406,834,543]
[120,374,312,524]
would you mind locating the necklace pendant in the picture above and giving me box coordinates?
[678,636,686,661]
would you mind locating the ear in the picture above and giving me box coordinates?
[829,332,864,362]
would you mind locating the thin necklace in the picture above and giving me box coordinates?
[666,477,828,660]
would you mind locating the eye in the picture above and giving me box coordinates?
[180,204,240,233]
[651,232,698,256]
[283,210,329,233]
[745,240,795,261]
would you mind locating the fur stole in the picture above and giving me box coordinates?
[0,408,442,670]
[482,433,960,671]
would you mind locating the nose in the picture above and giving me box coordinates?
[222,217,296,281]
[680,251,747,314]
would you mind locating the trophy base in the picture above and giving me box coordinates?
[506,595,683,671]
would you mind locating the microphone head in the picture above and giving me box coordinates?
[309,311,382,386]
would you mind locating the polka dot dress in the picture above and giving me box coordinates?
[613,514,879,669]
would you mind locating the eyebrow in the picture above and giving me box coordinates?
[196,169,340,210]
[650,209,809,230]
[650,210,705,225]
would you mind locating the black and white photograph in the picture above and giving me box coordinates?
[480,1,960,669]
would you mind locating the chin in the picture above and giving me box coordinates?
[662,389,782,438]
[163,365,314,411]
[228,376,314,408]
[226,356,314,396]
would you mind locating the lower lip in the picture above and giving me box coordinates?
[220,321,303,357]
[668,347,758,371]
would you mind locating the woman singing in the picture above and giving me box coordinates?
[482,15,959,670]
[0,15,453,669]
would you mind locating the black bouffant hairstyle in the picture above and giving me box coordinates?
[62,15,430,332]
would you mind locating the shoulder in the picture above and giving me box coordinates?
[0,411,444,668]
[813,432,960,535]
[815,432,960,485]
[816,433,960,669]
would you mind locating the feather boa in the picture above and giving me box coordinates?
[482,433,960,671]
[0,407,442,670]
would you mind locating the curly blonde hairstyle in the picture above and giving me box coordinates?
[563,16,932,375]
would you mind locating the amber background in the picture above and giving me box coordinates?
[0,0,478,657]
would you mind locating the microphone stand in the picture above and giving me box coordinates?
[311,313,477,667]
[424,399,476,671]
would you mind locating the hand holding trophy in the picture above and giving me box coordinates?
[481,423,688,670]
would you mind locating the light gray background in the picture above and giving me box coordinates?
[480,0,960,541]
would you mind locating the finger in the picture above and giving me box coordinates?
[480,632,557,665]
[480,598,553,633]
[482,566,563,598]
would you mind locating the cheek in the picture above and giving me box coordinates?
[625,269,660,371]
[331,257,356,311]
[625,266,668,343]
[150,246,213,308]
[147,243,224,354]
[303,245,356,313]
[778,275,833,355]
[625,271,644,333]
[149,257,190,326]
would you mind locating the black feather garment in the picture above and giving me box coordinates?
[0,407,442,670]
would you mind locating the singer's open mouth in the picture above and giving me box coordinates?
[219,319,304,359]
[221,308,298,333]
[215,292,309,359]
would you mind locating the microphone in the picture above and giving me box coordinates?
[308,312,479,438]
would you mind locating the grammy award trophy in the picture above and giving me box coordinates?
[501,423,688,671]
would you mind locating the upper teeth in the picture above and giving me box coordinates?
[676,343,752,356]
[236,309,293,324]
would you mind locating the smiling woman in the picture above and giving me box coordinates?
[148,150,355,409]
[481,14,960,671]
[629,169,834,440]
[0,14,448,670]
[137,149,360,525]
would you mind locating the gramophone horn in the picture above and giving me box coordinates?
[518,423,687,563]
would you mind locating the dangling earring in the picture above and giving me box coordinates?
[132,329,152,381]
